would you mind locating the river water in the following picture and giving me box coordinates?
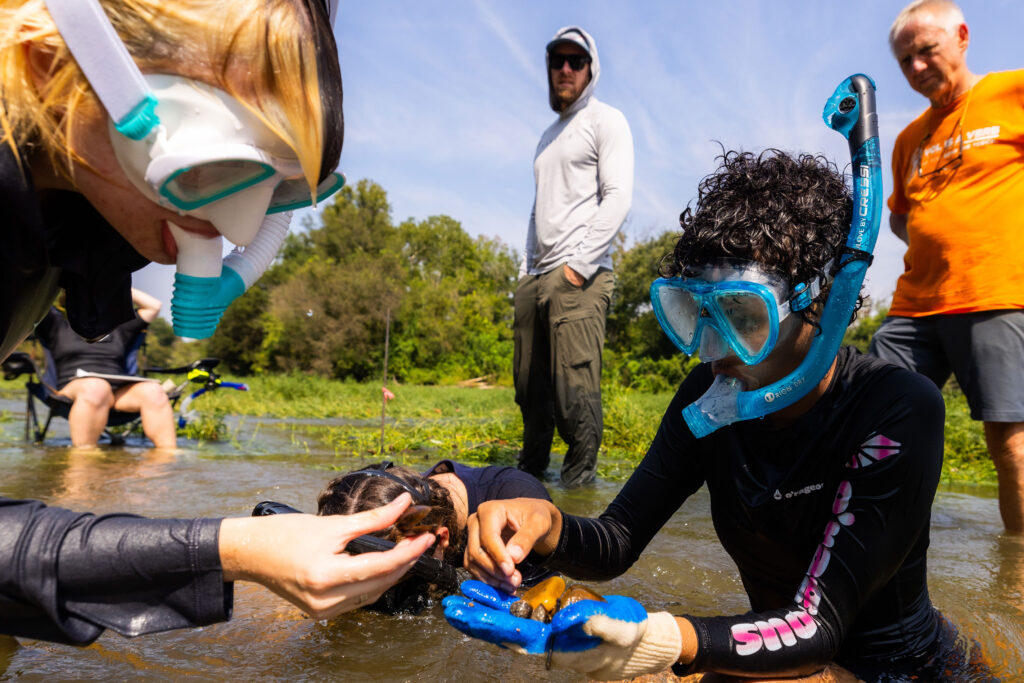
[0,407,1021,681]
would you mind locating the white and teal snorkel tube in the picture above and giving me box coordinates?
[682,74,882,438]
[44,0,339,340]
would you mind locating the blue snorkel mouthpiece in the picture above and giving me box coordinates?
[682,74,882,438]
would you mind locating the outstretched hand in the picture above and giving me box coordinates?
[443,580,683,681]
[220,493,434,619]
[464,497,562,592]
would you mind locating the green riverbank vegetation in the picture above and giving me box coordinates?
[191,370,995,486]
[0,180,994,486]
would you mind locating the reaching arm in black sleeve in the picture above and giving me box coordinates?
[679,371,945,677]
[0,498,231,645]
[545,370,710,580]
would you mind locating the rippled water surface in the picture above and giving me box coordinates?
[0,401,1021,681]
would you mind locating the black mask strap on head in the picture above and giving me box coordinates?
[339,461,431,505]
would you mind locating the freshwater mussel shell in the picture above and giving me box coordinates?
[394,505,433,536]
[558,583,605,608]
[508,576,604,622]
[509,600,533,618]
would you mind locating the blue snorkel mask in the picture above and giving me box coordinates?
[651,259,821,366]
[658,74,882,438]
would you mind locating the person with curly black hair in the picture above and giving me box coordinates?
[451,149,992,680]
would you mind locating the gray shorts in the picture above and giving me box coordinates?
[869,310,1024,422]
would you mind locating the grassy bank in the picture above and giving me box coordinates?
[192,373,996,485]
[1,371,995,485]
[191,375,666,479]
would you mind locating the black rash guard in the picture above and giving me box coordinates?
[542,347,962,679]
[1,145,229,645]
[425,459,552,513]
[426,460,554,586]
[35,308,148,389]
[0,144,148,361]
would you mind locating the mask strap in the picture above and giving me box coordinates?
[44,0,158,139]
[787,276,822,313]
[341,462,431,505]
[789,246,874,314]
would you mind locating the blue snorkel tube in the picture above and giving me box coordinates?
[682,74,882,438]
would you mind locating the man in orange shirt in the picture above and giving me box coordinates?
[872,0,1024,532]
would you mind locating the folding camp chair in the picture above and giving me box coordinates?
[1,349,245,444]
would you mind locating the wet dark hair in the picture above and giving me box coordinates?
[665,148,862,327]
[317,464,464,565]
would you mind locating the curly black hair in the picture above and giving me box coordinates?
[664,149,863,326]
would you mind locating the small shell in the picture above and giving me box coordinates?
[531,604,550,622]
[559,584,606,608]
[509,600,532,618]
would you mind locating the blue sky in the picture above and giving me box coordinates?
[137,0,1022,315]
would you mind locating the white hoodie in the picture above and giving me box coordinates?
[521,26,634,280]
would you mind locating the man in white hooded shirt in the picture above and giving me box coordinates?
[514,26,634,487]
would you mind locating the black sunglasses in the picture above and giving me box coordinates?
[549,53,591,71]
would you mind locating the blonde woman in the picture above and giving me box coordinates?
[0,0,434,645]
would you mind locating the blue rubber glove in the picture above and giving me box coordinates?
[443,580,682,680]
[442,579,551,654]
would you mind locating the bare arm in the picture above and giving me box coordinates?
[220,493,435,619]
[889,213,909,245]
[131,288,162,323]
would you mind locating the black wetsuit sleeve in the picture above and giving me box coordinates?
[679,375,945,677]
[544,375,708,580]
[0,498,232,645]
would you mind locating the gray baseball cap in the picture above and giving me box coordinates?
[546,29,591,56]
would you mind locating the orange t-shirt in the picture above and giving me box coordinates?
[888,69,1024,316]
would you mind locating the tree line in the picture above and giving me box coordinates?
[146,178,885,390]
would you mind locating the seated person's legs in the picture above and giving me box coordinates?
[112,382,177,449]
[58,377,115,447]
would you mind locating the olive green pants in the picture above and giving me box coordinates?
[513,267,613,486]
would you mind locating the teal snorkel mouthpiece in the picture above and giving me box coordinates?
[683,74,882,438]
[171,212,292,338]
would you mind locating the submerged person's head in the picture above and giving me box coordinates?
[0,0,343,263]
[318,462,463,564]
[657,149,859,389]
[318,462,463,613]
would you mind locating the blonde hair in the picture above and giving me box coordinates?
[889,0,966,54]
[0,0,342,194]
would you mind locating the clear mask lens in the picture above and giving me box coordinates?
[654,285,702,348]
[651,259,792,365]
[161,160,276,210]
[710,290,772,357]
[268,172,346,214]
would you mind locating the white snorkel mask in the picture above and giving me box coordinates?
[44,0,342,338]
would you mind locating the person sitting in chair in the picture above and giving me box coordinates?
[34,288,176,449]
